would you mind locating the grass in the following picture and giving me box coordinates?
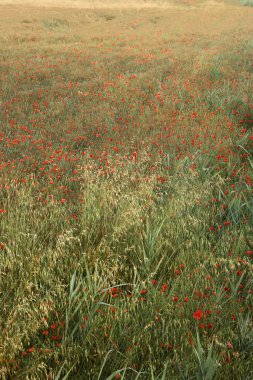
[240,0,253,5]
[0,0,253,379]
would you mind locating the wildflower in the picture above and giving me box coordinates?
[52,335,61,341]
[193,309,204,320]
[225,354,231,364]
[227,342,234,349]
[161,283,168,292]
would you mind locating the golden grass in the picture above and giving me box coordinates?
[0,0,229,8]
[1,0,252,51]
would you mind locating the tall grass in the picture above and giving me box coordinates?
[0,1,253,379]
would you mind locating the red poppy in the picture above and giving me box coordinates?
[227,341,234,349]
[161,283,168,292]
[193,309,204,320]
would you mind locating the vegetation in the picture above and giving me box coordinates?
[0,1,253,378]
[240,0,253,6]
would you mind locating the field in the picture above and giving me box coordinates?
[0,0,253,378]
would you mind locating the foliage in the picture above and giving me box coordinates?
[0,1,253,379]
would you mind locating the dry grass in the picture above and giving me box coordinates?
[1,0,252,50]
[0,0,230,9]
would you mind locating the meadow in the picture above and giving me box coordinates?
[0,0,253,378]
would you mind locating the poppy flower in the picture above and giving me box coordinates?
[161,283,168,292]
[193,309,204,320]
